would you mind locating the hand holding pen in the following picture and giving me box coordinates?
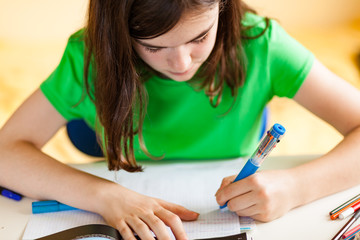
[219,123,286,209]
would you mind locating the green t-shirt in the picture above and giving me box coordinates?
[40,13,314,161]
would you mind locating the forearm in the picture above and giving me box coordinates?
[0,139,117,215]
[289,126,360,207]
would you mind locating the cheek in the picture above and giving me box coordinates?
[192,42,214,61]
[192,35,217,61]
[137,49,165,68]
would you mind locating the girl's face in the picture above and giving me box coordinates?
[132,4,219,82]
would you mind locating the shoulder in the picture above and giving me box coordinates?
[241,12,283,41]
[241,12,268,30]
[240,13,315,98]
[68,28,86,43]
[240,12,310,59]
[53,29,88,75]
[64,29,86,57]
[43,29,88,87]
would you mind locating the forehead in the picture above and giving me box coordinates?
[138,4,219,48]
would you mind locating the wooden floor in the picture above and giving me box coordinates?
[0,19,359,164]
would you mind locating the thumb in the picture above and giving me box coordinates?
[215,175,236,196]
[158,199,199,221]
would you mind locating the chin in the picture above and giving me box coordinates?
[166,69,198,82]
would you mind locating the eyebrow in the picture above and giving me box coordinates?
[134,20,216,49]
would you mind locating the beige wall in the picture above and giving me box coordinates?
[246,0,360,28]
[0,0,87,43]
[0,0,359,43]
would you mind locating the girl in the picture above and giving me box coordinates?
[1,0,360,239]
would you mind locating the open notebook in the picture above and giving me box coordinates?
[23,158,255,239]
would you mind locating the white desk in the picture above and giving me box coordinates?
[1,155,359,240]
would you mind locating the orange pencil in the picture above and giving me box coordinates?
[331,198,360,220]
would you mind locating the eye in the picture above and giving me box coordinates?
[144,47,162,53]
[192,33,209,44]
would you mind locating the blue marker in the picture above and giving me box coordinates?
[32,200,78,214]
[220,123,286,209]
[0,186,22,201]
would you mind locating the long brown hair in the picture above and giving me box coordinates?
[84,0,268,172]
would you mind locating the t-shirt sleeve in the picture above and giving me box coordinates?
[40,34,94,124]
[267,20,315,98]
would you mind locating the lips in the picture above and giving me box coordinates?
[170,71,189,76]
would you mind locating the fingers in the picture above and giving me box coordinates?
[226,189,258,213]
[214,175,235,197]
[116,220,139,240]
[115,200,195,240]
[215,176,254,206]
[116,215,172,240]
[158,199,199,221]
[215,171,289,222]
[142,210,174,239]
[156,208,188,240]
[219,175,236,190]
[125,217,155,240]
[106,190,197,240]
[157,199,200,239]
[117,209,189,240]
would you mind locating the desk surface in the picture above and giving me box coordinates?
[1,155,359,240]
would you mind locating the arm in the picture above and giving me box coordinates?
[0,89,198,239]
[216,59,360,221]
[290,58,360,206]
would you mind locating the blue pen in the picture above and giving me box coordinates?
[0,186,22,201]
[220,123,286,209]
[32,200,78,214]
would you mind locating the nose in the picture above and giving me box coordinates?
[167,46,192,73]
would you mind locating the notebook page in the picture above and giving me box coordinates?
[23,158,254,239]
[23,210,106,239]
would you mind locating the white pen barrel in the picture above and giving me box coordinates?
[339,208,355,220]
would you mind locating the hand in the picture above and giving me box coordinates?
[215,169,296,222]
[98,183,199,240]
